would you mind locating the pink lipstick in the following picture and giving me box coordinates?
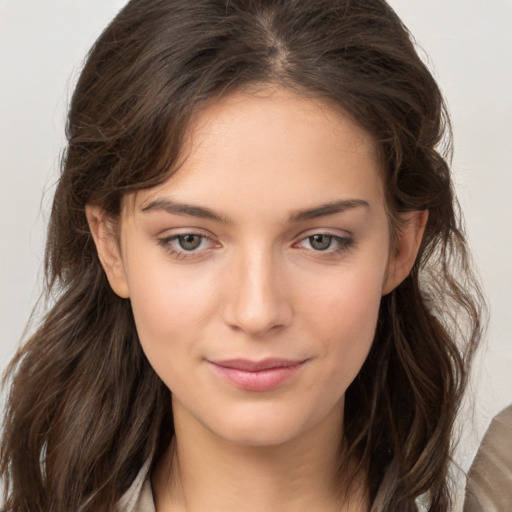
[209,358,307,391]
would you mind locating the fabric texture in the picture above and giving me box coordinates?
[116,460,156,512]
[463,404,512,512]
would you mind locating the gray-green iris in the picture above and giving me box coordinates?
[179,234,202,251]
[309,234,333,251]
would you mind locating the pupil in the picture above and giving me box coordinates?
[179,235,201,250]
[310,234,332,251]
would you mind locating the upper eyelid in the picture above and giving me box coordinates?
[294,234,351,246]
[157,227,216,240]
[159,233,216,248]
[293,231,354,251]
[293,228,353,241]
[160,231,211,240]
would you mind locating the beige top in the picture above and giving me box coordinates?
[116,460,155,512]
[464,404,512,512]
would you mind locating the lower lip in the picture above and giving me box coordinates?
[210,362,306,392]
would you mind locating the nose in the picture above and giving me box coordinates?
[222,248,293,338]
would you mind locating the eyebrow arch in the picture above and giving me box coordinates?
[141,198,230,223]
[289,199,370,222]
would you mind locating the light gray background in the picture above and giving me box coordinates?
[1,1,511,507]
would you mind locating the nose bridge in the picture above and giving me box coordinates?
[223,243,292,337]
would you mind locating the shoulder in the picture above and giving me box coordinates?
[117,460,156,512]
[464,404,512,511]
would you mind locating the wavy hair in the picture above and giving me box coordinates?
[1,1,484,510]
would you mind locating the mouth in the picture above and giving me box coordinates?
[208,358,308,392]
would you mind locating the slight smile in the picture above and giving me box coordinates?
[209,358,309,392]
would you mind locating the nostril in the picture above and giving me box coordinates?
[223,282,293,337]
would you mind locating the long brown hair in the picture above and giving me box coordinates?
[1,1,484,510]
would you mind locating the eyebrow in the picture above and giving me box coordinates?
[289,199,370,222]
[141,198,230,223]
[141,198,369,223]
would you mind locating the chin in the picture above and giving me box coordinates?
[212,421,304,448]
[203,402,335,448]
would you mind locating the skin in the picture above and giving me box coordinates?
[87,87,427,512]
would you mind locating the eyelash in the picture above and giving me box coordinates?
[294,234,354,256]
[158,233,216,260]
[157,232,354,260]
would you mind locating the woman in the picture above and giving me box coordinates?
[0,1,484,511]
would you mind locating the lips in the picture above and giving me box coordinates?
[209,358,307,392]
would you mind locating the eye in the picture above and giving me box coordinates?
[308,234,335,251]
[295,233,354,254]
[175,234,203,251]
[158,233,216,259]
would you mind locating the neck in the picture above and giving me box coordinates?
[152,400,368,512]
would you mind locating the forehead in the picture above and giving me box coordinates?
[129,87,384,216]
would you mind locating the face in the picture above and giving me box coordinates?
[89,87,421,447]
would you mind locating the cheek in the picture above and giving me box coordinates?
[125,264,220,396]
[302,264,384,384]
[123,251,218,356]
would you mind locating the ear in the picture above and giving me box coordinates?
[382,210,428,295]
[85,204,130,298]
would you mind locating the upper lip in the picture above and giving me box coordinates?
[210,358,306,371]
